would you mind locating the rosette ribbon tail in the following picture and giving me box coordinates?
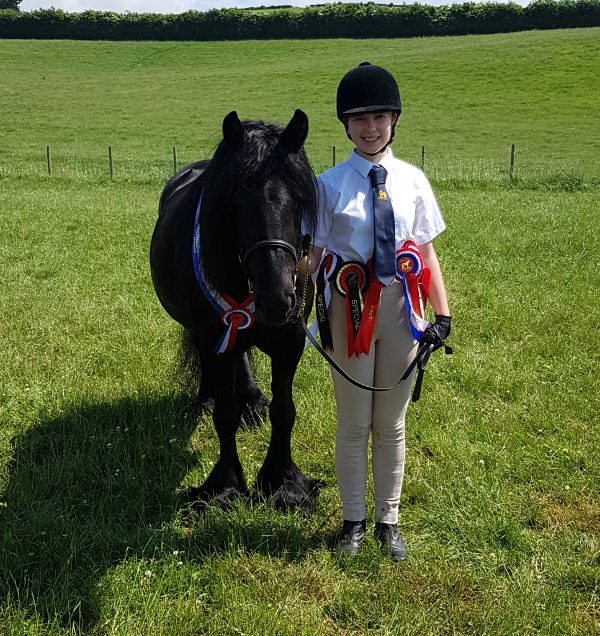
[214,321,235,354]
[346,282,365,358]
[353,261,384,357]
[315,257,335,353]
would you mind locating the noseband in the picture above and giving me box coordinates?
[240,238,300,293]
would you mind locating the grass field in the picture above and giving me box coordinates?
[1,28,600,179]
[1,29,599,635]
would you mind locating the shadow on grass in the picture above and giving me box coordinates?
[0,392,324,631]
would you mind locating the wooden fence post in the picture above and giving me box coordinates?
[510,143,516,178]
[332,145,336,168]
[421,146,426,172]
[173,147,178,175]
[47,146,52,176]
[109,146,113,178]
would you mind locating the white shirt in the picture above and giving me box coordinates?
[314,149,446,265]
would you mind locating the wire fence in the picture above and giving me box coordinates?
[2,144,598,191]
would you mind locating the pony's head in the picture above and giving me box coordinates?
[200,110,317,326]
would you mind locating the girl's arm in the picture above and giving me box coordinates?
[419,241,450,316]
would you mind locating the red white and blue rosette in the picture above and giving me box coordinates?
[395,240,431,340]
[193,193,255,353]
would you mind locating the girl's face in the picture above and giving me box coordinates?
[346,112,398,161]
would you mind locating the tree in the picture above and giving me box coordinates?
[0,0,21,10]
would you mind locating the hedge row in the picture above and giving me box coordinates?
[1,0,599,41]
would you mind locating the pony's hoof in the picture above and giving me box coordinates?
[186,485,248,512]
[270,477,325,513]
[258,462,325,513]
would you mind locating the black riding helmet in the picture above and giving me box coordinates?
[337,62,401,155]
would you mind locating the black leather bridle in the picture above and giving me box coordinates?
[240,238,300,294]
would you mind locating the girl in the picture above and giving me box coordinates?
[304,63,451,559]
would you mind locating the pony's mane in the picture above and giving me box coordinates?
[200,119,317,291]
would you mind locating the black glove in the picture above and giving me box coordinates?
[420,315,452,353]
[411,315,452,403]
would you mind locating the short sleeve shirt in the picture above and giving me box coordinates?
[314,149,446,264]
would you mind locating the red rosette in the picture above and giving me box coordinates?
[333,262,370,358]
[334,262,370,298]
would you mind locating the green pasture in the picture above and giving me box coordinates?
[1,29,600,635]
[1,28,599,180]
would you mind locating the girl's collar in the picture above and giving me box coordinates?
[349,148,395,177]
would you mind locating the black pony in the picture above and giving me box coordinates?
[150,110,322,510]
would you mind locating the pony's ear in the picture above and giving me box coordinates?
[277,109,309,152]
[222,111,247,149]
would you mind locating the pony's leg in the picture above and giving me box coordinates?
[193,342,269,424]
[187,356,248,509]
[189,333,215,415]
[235,351,270,428]
[257,344,324,512]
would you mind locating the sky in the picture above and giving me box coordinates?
[20,0,531,16]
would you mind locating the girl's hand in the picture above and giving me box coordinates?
[298,246,323,276]
[421,315,451,352]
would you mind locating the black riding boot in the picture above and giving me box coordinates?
[337,519,366,557]
[374,522,407,561]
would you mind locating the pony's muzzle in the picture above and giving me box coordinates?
[254,290,296,325]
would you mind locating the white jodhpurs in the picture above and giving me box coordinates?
[328,282,418,525]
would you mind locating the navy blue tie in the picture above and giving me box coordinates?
[369,165,396,285]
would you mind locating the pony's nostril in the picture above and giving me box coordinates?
[255,293,293,325]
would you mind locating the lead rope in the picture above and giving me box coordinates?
[296,241,434,396]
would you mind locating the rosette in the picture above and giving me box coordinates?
[395,240,431,340]
[333,261,371,358]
